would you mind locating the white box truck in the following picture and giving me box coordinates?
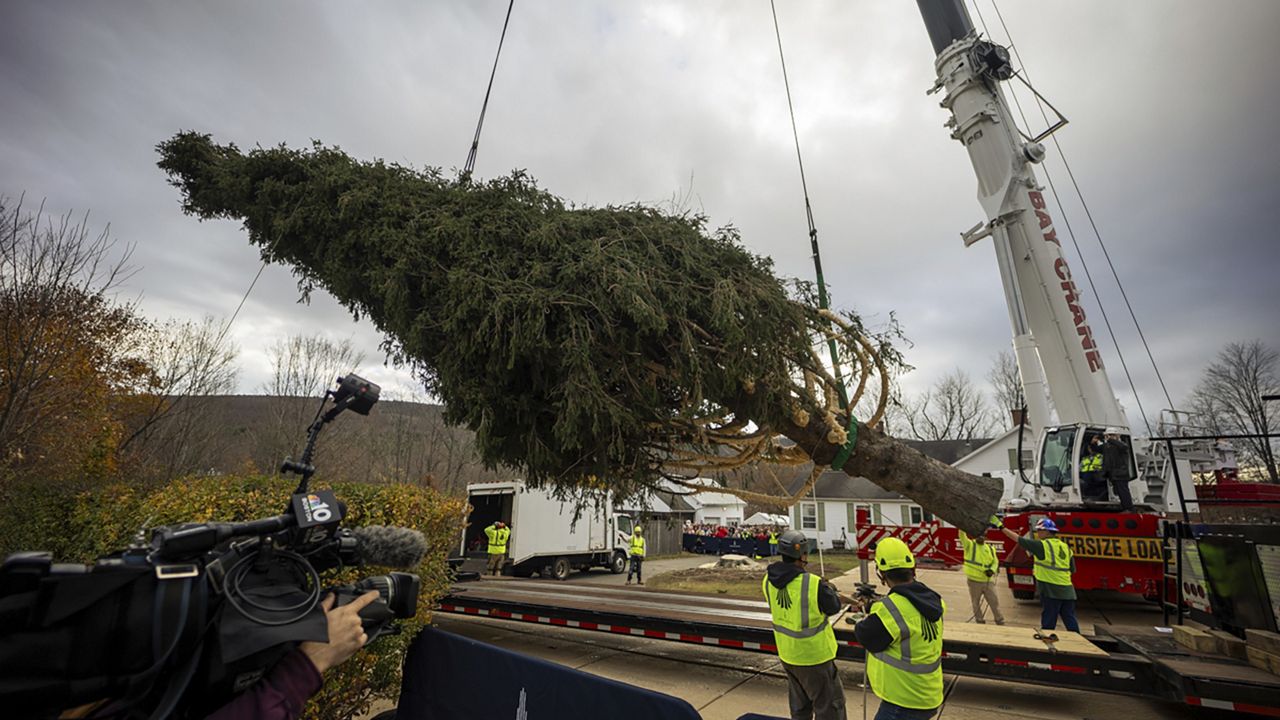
[458,481,633,580]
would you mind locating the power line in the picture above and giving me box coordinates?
[463,0,516,178]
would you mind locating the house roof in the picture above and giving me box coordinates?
[787,471,907,501]
[617,492,673,514]
[902,438,993,465]
[657,477,747,510]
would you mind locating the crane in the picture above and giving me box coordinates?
[913,0,1208,514]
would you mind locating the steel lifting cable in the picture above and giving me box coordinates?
[463,0,516,178]
[988,0,1176,417]
[969,0,1156,434]
[769,0,850,414]
[771,0,850,577]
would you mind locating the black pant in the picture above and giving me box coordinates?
[783,659,847,720]
[1105,472,1134,510]
[627,556,643,582]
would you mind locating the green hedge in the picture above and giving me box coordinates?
[0,475,467,719]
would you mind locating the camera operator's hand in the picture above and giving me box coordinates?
[300,591,380,674]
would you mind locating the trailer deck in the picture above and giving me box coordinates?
[437,579,1280,717]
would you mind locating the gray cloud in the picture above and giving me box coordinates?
[2,0,1276,428]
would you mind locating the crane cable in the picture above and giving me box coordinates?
[463,0,516,178]
[771,0,850,577]
[769,1,851,415]
[969,0,1160,435]
[987,0,1175,417]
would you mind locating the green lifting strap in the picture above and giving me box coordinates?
[829,414,859,471]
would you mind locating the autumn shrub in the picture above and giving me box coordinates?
[0,474,466,719]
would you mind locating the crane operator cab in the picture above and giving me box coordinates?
[1034,424,1141,509]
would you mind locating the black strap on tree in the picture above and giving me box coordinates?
[463,0,516,179]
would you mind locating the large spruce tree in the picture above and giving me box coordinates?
[157,132,1001,534]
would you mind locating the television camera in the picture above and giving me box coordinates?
[0,374,427,718]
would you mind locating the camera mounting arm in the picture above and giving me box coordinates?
[281,374,380,494]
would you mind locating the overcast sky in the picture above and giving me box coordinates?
[2,1,1277,430]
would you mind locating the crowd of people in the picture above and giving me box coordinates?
[681,521,789,556]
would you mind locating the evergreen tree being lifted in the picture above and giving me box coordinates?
[157,132,1001,534]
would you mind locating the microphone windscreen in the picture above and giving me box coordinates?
[351,525,428,568]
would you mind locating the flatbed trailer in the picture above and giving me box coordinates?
[437,579,1280,717]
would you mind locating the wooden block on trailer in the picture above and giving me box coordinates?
[1172,624,1217,653]
[1246,646,1280,676]
[1247,628,1280,657]
[1208,629,1247,660]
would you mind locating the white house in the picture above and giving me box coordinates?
[951,425,1036,505]
[785,439,993,550]
[664,477,747,526]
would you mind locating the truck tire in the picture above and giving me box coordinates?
[1012,589,1036,601]
[549,557,572,581]
[609,552,626,574]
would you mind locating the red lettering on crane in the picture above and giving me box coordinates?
[1045,220,1104,373]
[1029,191,1046,210]
[1036,210,1053,229]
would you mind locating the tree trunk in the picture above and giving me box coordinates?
[782,412,1003,537]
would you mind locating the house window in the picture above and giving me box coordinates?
[904,505,924,525]
[705,516,721,525]
[800,503,818,530]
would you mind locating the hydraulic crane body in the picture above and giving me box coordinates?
[913,0,1209,599]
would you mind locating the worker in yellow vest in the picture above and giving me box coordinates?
[763,529,847,720]
[484,521,510,576]
[1080,436,1105,500]
[853,537,945,719]
[999,516,1078,631]
[626,525,646,585]
[769,530,780,556]
[959,529,1003,625]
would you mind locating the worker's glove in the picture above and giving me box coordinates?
[988,514,1003,529]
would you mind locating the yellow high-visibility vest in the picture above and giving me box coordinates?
[761,572,838,666]
[866,593,945,710]
[630,533,646,557]
[1032,537,1073,586]
[485,525,510,555]
[960,532,998,583]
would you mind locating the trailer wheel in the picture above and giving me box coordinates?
[548,557,572,581]
[609,552,626,574]
[1012,589,1036,601]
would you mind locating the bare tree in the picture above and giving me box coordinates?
[903,369,992,441]
[120,316,240,479]
[0,197,142,481]
[1189,340,1279,482]
[260,333,365,467]
[987,350,1024,430]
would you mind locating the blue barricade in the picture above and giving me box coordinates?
[399,627,701,719]
[682,534,780,556]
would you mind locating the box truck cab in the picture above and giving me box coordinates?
[460,481,632,580]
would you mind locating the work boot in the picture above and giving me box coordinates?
[626,579,632,585]
[637,580,644,586]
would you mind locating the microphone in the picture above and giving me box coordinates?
[351,526,429,568]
